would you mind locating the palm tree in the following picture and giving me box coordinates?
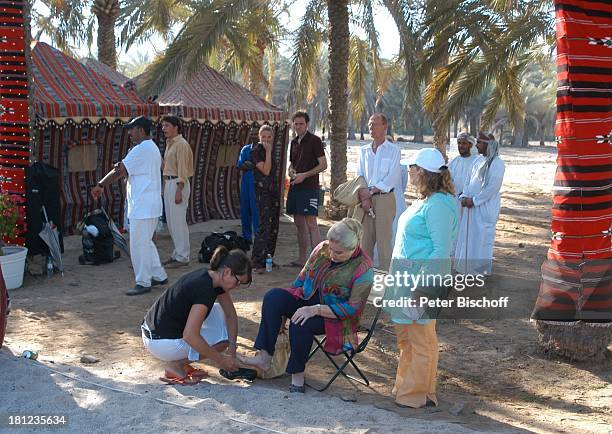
[324,0,350,218]
[32,0,92,56]
[288,0,389,219]
[139,0,285,97]
[92,0,120,69]
[419,0,555,154]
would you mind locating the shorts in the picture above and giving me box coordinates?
[286,188,319,216]
[141,303,228,362]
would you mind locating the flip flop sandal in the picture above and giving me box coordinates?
[159,374,201,386]
[287,261,302,268]
[219,368,258,382]
[182,365,209,379]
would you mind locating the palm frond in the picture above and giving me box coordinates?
[287,0,326,108]
[140,0,258,95]
[348,37,370,125]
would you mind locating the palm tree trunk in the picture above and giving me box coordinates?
[249,40,267,97]
[413,114,424,142]
[469,114,479,136]
[93,0,120,70]
[431,46,450,159]
[97,16,117,70]
[326,0,350,220]
[359,112,366,140]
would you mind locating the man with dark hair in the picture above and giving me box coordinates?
[454,132,505,276]
[286,110,327,267]
[161,115,194,268]
[92,116,168,295]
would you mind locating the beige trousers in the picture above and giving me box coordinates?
[360,192,395,271]
[163,179,191,263]
[393,321,439,408]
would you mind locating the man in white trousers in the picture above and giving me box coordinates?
[92,116,168,296]
[160,115,194,268]
[454,132,505,276]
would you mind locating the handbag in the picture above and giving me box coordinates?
[259,330,289,379]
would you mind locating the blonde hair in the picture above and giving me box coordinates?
[327,218,363,251]
[259,124,273,135]
[413,167,455,198]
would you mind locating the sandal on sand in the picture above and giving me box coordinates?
[183,364,209,379]
[159,374,201,386]
[287,261,303,268]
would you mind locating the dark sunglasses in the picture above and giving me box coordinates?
[231,271,251,287]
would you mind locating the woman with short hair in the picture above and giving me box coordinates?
[240,218,374,393]
[141,247,251,385]
[385,148,458,408]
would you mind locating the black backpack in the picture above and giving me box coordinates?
[78,212,116,265]
[198,231,250,263]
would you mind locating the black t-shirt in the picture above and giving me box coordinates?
[144,268,224,339]
[251,142,277,192]
[289,131,325,190]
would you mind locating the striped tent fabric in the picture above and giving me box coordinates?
[158,115,289,226]
[157,65,284,123]
[532,0,612,322]
[0,0,28,243]
[34,122,133,233]
[154,63,288,226]
[31,42,158,234]
[30,41,288,234]
[32,42,157,121]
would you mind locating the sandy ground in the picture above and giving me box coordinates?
[2,140,611,433]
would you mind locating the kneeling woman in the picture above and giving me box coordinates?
[240,218,373,392]
[141,247,251,385]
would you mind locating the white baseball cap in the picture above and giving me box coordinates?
[409,148,447,173]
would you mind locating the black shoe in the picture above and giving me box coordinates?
[151,278,168,287]
[289,384,305,393]
[219,368,257,382]
[126,285,151,296]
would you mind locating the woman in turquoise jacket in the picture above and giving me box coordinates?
[384,148,458,408]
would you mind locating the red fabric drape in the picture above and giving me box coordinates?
[532,0,612,321]
[0,0,28,244]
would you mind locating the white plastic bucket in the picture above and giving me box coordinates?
[0,246,28,289]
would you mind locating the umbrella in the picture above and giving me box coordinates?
[39,206,63,276]
[100,207,130,257]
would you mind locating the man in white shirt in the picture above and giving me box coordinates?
[448,132,478,197]
[92,116,168,296]
[454,132,505,276]
[354,113,403,271]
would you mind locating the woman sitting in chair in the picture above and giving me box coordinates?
[239,218,374,393]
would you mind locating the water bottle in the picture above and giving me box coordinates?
[46,257,53,278]
[265,254,273,273]
[22,350,39,360]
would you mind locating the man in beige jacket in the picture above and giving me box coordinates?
[161,115,194,268]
